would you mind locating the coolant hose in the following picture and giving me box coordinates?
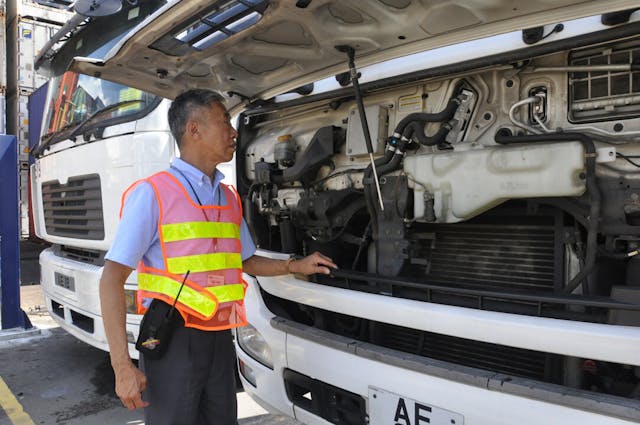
[393,97,460,136]
[375,151,404,176]
[403,121,452,146]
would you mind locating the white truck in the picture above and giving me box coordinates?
[31,0,236,358]
[32,0,179,356]
[31,70,173,355]
[39,0,640,423]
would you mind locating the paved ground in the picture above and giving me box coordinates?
[0,241,300,425]
[0,321,280,425]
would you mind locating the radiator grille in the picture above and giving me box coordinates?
[420,225,557,292]
[53,245,106,266]
[42,174,104,240]
[262,293,562,383]
[373,323,550,380]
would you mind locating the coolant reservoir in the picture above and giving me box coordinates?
[404,142,586,223]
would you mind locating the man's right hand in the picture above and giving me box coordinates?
[114,361,149,410]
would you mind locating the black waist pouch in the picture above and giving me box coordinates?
[135,299,182,360]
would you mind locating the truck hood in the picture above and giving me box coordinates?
[69,0,635,112]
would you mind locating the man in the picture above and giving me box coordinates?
[99,89,336,424]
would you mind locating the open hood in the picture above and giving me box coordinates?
[69,0,636,111]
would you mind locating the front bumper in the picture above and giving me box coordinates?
[235,273,640,425]
[39,248,141,358]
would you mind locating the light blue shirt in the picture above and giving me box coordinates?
[105,158,257,270]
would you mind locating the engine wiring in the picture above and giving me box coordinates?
[616,152,640,168]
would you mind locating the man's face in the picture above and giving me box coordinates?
[193,101,238,164]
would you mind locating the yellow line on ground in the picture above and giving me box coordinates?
[0,376,36,425]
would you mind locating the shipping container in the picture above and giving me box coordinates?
[19,1,72,24]
[3,1,73,239]
[17,18,62,90]
[17,88,31,237]
[17,88,30,158]
[0,14,6,89]
[19,161,29,237]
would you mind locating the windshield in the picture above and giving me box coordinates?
[44,71,159,137]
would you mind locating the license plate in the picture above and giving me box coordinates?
[54,272,75,292]
[368,387,464,425]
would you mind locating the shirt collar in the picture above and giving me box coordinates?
[171,158,226,190]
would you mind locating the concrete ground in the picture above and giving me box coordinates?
[0,241,300,425]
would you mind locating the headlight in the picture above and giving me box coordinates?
[236,323,273,369]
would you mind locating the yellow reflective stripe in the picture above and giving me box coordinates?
[138,274,217,318]
[166,252,243,274]
[162,221,241,242]
[206,283,244,303]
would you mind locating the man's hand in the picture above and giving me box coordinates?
[243,252,337,276]
[114,361,149,410]
[289,251,337,275]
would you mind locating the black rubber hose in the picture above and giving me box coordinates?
[403,121,452,146]
[494,132,600,295]
[393,97,460,136]
[363,148,396,185]
[375,151,404,176]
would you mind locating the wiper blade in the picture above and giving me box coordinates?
[33,99,146,157]
[68,99,146,140]
[33,120,83,156]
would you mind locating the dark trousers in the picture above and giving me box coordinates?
[140,326,238,425]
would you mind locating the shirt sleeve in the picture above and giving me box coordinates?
[240,217,257,261]
[105,181,159,269]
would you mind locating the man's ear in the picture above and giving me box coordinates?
[186,119,199,140]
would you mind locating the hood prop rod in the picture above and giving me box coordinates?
[336,45,385,211]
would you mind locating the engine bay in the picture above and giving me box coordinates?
[235,22,640,403]
[240,34,640,314]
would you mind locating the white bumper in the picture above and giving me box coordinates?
[236,272,640,425]
[39,248,141,359]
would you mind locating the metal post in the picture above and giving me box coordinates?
[0,135,27,329]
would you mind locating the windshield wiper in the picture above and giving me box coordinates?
[33,99,147,157]
[33,120,84,156]
[67,99,146,140]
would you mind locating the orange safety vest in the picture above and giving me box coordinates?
[122,171,247,331]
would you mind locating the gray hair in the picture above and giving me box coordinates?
[168,89,225,147]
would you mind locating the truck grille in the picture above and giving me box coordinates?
[53,245,106,266]
[373,322,553,381]
[41,174,104,240]
[262,293,561,384]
